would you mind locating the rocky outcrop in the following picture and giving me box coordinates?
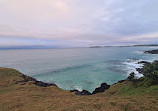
[136,68,144,73]
[34,81,58,87]
[138,61,149,64]
[92,83,110,94]
[70,83,110,95]
[16,74,110,95]
[136,61,151,73]
[70,90,92,95]
[144,49,158,54]
[16,75,58,87]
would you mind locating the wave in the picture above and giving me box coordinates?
[123,58,145,78]
[73,86,83,91]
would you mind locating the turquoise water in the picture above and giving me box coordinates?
[0,47,158,92]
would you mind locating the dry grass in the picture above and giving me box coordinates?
[0,68,158,111]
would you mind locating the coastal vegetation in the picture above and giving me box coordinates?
[130,61,158,87]
[0,60,158,111]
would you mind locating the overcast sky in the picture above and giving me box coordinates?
[0,0,158,47]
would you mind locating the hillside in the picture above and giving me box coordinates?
[0,61,158,111]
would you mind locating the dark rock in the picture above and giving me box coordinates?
[144,49,158,54]
[16,75,58,88]
[136,68,143,73]
[70,90,79,92]
[81,90,92,95]
[74,83,110,95]
[70,83,111,95]
[34,81,58,87]
[138,61,149,64]
[70,89,92,95]
[117,80,126,83]
[92,83,110,94]
[74,91,82,95]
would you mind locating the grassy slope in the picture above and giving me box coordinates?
[0,68,158,111]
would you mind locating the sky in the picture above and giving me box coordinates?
[0,0,158,47]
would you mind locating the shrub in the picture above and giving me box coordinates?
[136,60,158,87]
[127,72,135,81]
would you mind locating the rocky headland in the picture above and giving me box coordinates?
[70,83,110,95]
[144,49,158,54]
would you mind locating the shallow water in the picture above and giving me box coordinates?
[0,47,158,92]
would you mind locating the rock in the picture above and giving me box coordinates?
[81,90,92,95]
[144,49,158,54]
[117,80,126,83]
[70,90,79,92]
[92,83,110,94]
[16,75,58,87]
[34,81,58,87]
[70,83,111,95]
[70,89,92,95]
[136,68,143,73]
[138,61,149,64]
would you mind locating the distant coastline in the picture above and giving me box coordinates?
[0,44,158,50]
[89,44,158,48]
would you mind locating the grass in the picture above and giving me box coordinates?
[0,68,158,111]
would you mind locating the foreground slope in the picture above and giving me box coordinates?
[0,68,158,111]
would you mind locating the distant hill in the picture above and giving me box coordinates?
[133,44,158,47]
[89,46,103,48]
[89,44,158,48]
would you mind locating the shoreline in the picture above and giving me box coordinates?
[14,70,111,95]
[0,50,158,110]
[13,60,151,96]
[1,49,158,96]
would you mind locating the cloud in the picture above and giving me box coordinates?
[0,0,158,46]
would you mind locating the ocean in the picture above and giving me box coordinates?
[0,47,158,92]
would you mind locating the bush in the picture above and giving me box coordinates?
[136,60,158,87]
[127,72,135,81]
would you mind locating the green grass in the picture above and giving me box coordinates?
[118,84,158,95]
